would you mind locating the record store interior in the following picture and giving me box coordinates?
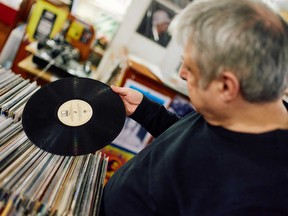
[0,0,287,215]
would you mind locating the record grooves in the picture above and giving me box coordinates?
[22,77,126,156]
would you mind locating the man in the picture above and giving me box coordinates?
[100,0,288,215]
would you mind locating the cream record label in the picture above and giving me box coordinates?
[57,99,93,127]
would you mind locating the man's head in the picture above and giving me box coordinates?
[170,0,288,103]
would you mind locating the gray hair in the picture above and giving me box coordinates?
[169,0,288,102]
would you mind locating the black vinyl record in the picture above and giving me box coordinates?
[22,77,126,156]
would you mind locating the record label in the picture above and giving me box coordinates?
[57,99,93,127]
[22,77,126,156]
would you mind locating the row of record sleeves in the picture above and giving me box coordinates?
[0,68,108,216]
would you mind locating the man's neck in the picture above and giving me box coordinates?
[205,99,288,133]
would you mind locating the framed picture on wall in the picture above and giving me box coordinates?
[137,0,176,47]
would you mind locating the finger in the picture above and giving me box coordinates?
[110,85,119,92]
[111,85,129,96]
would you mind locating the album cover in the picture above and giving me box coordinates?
[168,95,194,117]
[100,144,135,184]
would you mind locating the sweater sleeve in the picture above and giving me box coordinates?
[129,96,180,138]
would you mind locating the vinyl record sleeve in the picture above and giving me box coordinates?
[22,77,126,156]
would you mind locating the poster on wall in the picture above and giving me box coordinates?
[168,95,194,117]
[137,0,176,47]
[112,79,171,153]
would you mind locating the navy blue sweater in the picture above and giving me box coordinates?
[100,97,288,216]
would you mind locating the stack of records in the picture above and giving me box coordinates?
[0,68,126,215]
[0,68,40,121]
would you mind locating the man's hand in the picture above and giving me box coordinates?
[111,85,144,116]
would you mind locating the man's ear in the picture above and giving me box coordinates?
[218,71,240,102]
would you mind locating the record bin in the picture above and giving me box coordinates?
[0,67,108,216]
